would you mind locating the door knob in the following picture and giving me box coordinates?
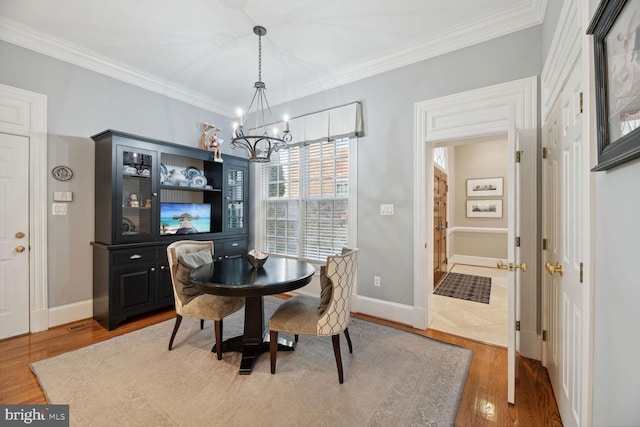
[497,260,527,272]
[515,262,527,272]
[545,261,563,276]
[15,246,26,253]
[15,232,25,239]
[497,260,512,271]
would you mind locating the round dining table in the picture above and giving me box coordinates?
[189,256,315,374]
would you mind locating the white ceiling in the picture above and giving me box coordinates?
[0,0,546,116]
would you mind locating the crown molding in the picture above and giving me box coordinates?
[0,17,231,116]
[269,0,547,105]
[0,1,546,112]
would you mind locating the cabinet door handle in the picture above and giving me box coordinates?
[231,243,239,247]
[150,267,156,272]
[130,254,142,260]
[160,265,165,270]
[152,192,158,197]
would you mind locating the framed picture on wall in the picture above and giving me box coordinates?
[588,0,640,170]
[466,177,503,197]
[466,200,503,218]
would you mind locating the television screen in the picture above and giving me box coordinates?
[160,203,211,235]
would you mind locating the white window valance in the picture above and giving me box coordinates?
[279,101,364,146]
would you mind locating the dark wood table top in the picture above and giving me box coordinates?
[189,256,316,297]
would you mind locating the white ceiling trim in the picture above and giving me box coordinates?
[0,17,231,116]
[269,0,547,106]
[0,0,546,115]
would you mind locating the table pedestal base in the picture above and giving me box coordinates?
[212,296,295,374]
[212,334,295,374]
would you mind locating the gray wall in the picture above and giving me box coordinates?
[592,159,640,425]
[0,40,231,307]
[269,26,542,305]
[0,25,542,309]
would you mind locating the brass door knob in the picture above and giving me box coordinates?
[515,262,527,272]
[545,261,563,276]
[15,246,25,253]
[497,260,512,271]
[15,232,25,239]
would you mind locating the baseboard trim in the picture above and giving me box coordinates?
[48,299,93,328]
[449,255,502,269]
[30,308,49,333]
[351,295,416,327]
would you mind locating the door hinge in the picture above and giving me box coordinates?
[542,330,547,341]
[580,262,583,283]
[579,92,583,113]
[515,237,521,247]
[515,320,521,331]
[542,147,548,159]
[515,151,521,163]
[542,238,547,250]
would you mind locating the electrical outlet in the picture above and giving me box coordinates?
[380,204,394,215]
[374,276,381,287]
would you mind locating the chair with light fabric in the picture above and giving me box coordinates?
[166,241,244,359]
[269,248,359,383]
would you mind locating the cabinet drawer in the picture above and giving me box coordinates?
[223,240,247,253]
[112,248,157,265]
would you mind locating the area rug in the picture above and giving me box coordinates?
[30,297,472,427]
[434,272,492,304]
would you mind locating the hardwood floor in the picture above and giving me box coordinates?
[0,307,562,426]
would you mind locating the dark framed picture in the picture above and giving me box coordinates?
[588,0,640,171]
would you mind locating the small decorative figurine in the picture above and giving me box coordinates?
[128,193,139,207]
[200,123,224,162]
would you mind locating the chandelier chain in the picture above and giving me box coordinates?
[258,32,262,83]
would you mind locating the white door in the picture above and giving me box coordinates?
[542,59,585,426]
[0,132,30,339]
[505,106,519,404]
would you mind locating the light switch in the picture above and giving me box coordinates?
[54,191,73,202]
[52,203,67,215]
[380,204,394,216]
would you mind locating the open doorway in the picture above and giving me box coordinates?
[430,137,508,347]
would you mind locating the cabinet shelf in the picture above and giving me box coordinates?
[160,184,222,192]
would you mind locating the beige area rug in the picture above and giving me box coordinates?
[30,297,472,427]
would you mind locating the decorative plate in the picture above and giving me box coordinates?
[185,166,202,180]
[190,175,207,188]
[122,217,136,232]
[52,166,73,181]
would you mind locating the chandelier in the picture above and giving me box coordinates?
[230,26,292,162]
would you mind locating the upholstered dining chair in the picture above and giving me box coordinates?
[269,247,359,383]
[166,240,244,359]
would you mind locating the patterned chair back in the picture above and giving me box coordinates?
[317,248,359,336]
[166,240,214,315]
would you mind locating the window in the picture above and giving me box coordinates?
[433,146,448,171]
[260,137,352,262]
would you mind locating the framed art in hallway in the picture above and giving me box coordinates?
[466,200,502,218]
[588,0,640,170]
[466,177,503,197]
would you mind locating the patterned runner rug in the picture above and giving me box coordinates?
[434,272,492,304]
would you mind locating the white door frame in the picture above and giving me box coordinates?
[0,83,48,333]
[413,76,538,403]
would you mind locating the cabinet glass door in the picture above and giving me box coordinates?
[120,148,155,240]
[227,167,245,230]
